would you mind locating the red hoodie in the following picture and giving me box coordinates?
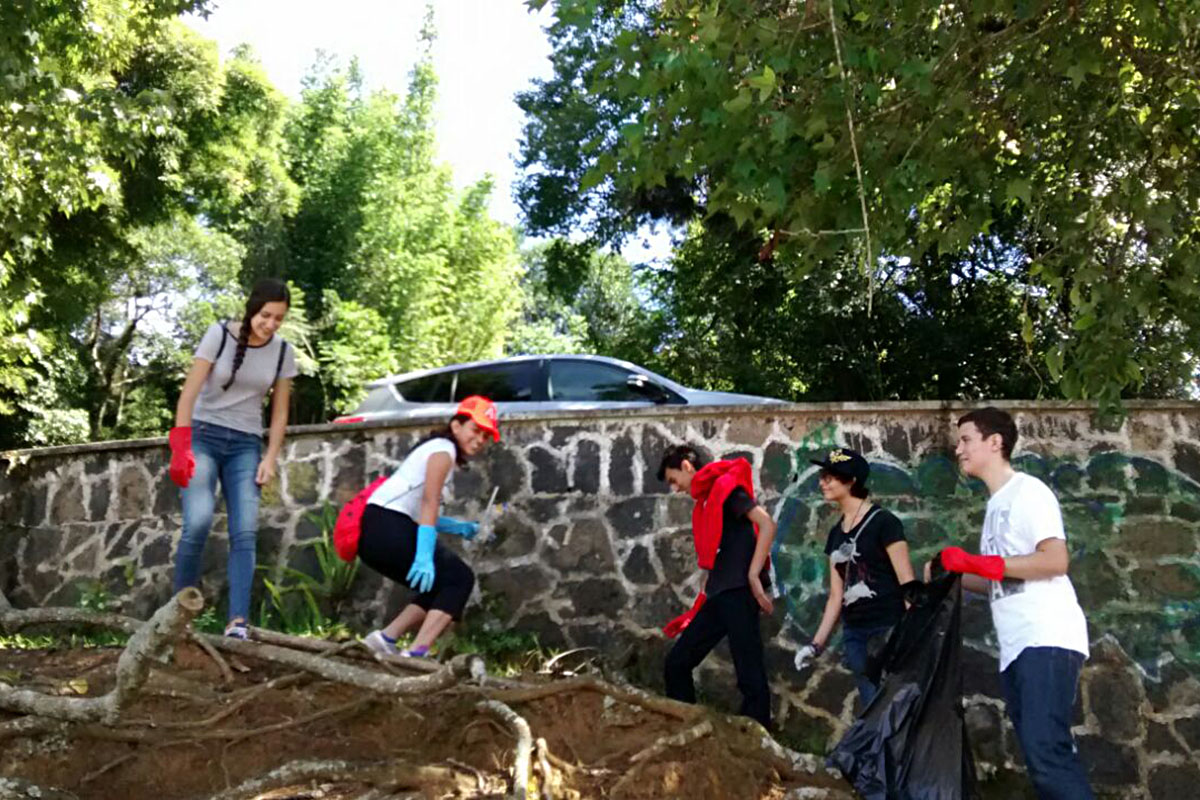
[689,458,761,569]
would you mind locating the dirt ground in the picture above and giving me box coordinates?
[0,643,855,800]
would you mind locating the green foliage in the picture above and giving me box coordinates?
[255,503,357,637]
[443,619,546,676]
[316,290,398,416]
[506,239,652,358]
[0,5,526,445]
[191,606,224,635]
[519,0,1200,408]
[283,39,523,378]
[76,581,114,614]
[0,7,299,446]
[0,630,130,651]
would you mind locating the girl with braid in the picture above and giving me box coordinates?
[168,278,298,639]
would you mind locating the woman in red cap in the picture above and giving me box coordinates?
[360,396,499,657]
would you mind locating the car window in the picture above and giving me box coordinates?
[548,361,647,402]
[454,361,540,402]
[356,385,401,413]
[395,372,453,402]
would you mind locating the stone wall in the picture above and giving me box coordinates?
[2,401,1199,798]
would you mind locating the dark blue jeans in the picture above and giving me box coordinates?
[1002,646,1094,800]
[842,622,894,710]
[173,420,262,622]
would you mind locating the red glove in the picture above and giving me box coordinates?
[663,593,706,638]
[168,426,195,488]
[939,546,1005,581]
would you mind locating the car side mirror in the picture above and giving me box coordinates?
[627,374,670,404]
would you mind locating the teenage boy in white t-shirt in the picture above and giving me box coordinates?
[928,407,1093,800]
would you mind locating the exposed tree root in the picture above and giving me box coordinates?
[197,633,471,695]
[0,776,79,800]
[0,588,202,723]
[477,699,533,800]
[480,674,702,721]
[204,758,477,800]
[0,599,847,800]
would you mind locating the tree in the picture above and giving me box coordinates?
[0,1,216,443]
[12,22,297,442]
[314,290,397,418]
[506,239,658,363]
[519,0,1200,408]
[280,13,523,408]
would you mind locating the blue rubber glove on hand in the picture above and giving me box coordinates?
[406,525,437,593]
[436,516,479,539]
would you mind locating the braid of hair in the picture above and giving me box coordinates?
[221,311,253,391]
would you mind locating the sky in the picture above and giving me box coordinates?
[185,0,556,228]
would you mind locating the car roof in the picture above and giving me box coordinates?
[367,354,689,393]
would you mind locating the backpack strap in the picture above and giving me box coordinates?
[274,340,289,385]
[214,321,230,362]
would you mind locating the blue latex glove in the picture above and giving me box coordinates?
[406,525,437,593]
[436,516,479,540]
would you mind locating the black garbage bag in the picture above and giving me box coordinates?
[827,572,979,800]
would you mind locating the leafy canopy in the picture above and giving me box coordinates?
[520,0,1200,408]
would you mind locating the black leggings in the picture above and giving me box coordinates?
[663,587,770,728]
[359,504,475,620]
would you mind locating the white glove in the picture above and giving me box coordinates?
[794,643,819,671]
[796,642,825,671]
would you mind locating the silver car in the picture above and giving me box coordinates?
[333,354,785,424]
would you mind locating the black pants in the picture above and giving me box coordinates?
[663,587,770,727]
[359,504,475,620]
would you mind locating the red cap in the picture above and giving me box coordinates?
[456,395,500,441]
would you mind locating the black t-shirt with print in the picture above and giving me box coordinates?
[706,487,770,597]
[823,506,907,628]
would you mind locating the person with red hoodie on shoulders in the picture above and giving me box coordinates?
[658,444,777,728]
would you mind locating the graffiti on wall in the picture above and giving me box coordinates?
[771,432,1200,678]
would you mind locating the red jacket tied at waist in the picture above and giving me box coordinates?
[690,458,760,570]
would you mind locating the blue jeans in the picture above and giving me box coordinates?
[842,622,894,710]
[173,420,262,622]
[1002,647,1094,800]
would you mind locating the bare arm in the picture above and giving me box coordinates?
[255,378,292,485]
[746,505,777,581]
[885,540,915,584]
[1002,537,1070,580]
[263,378,291,462]
[744,505,777,612]
[417,452,453,527]
[173,359,212,427]
[813,559,844,649]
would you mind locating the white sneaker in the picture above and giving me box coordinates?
[363,630,398,656]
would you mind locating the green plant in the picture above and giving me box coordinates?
[441,595,546,675]
[255,502,359,637]
[191,607,223,635]
[76,581,112,613]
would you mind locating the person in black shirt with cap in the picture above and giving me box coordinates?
[794,447,915,710]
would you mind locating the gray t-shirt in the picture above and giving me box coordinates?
[192,322,298,435]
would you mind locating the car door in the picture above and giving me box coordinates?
[545,359,678,411]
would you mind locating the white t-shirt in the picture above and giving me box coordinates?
[367,438,457,520]
[980,472,1089,671]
